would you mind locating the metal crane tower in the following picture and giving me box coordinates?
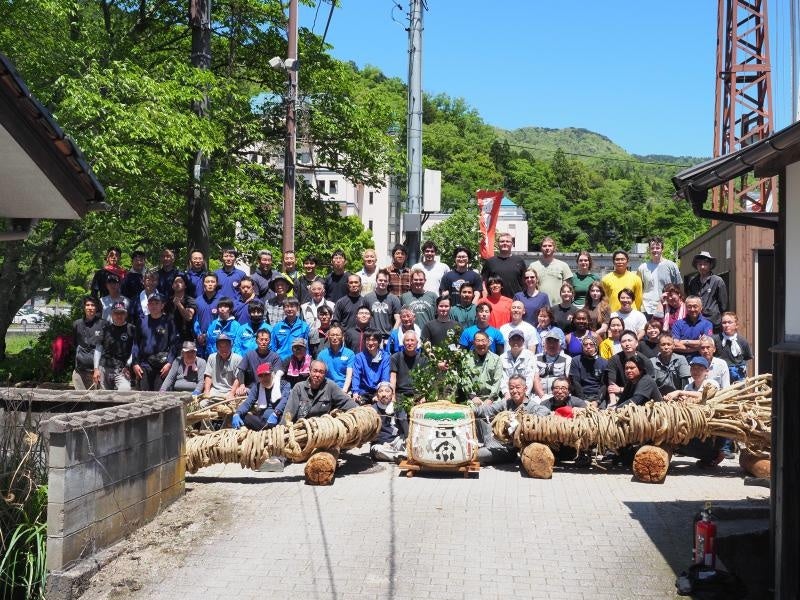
[712,0,776,213]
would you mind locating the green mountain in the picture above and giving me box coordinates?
[496,126,629,160]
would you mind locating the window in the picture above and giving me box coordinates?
[368,220,373,230]
[369,192,374,205]
[329,180,338,194]
[317,180,326,193]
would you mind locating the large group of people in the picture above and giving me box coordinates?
[72,234,749,467]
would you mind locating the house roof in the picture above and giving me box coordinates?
[0,52,105,220]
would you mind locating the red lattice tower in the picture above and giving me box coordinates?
[712,0,776,213]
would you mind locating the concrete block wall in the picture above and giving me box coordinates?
[43,396,185,571]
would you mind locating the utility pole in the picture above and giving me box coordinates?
[282,0,298,255]
[404,0,423,265]
[188,0,211,259]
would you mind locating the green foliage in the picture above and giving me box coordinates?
[1,397,48,600]
[401,330,478,414]
[0,315,75,384]
[422,207,481,269]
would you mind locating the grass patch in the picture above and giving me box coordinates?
[4,335,38,356]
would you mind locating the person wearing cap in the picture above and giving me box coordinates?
[270,297,310,361]
[121,250,148,302]
[265,273,293,326]
[233,300,270,356]
[204,297,242,356]
[470,374,550,465]
[231,363,291,430]
[601,250,643,313]
[214,246,246,300]
[156,247,179,298]
[569,335,609,406]
[458,303,505,354]
[133,292,180,391]
[664,355,720,402]
[232,276,259,325]
[280,360,357,424]
[203,332,243,398]
[351,330,391,404]
[72,296,105,390]
[317,324,355,392]
[333,274,370,329]
[100,273,130,321]
[499,300,538,351]
[324,249,351,303]
[230,328,283,398]
[159,341,207,393]
[665,355,729,466]
[420,295,458,346]
[369,380,407,462]
[167,272,197,342]
[282,337,312,388]
[671,295,713,359]
[535,330,573,397]
[686,251,728,333]
[464,330,504,403]
[93,301,137,390]
[499,328,539,398]
[90,246,127,298]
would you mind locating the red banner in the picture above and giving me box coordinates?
[477,189,504,259]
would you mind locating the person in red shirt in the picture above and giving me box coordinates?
[478,275,512,328]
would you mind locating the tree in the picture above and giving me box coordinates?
[0,0,401,360]
[422,207,480,269]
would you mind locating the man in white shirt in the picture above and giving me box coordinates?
[412,241,449,295]
[637,236,682,318]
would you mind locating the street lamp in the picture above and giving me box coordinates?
[270,0,298,255]
[270,54,297,255]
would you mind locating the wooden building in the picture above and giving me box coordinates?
[679,223,775,374]
[674,121,800,599]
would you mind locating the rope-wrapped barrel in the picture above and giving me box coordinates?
[492,375,771,454]
[185,406,382,473]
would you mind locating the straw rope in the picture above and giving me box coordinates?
[185,406,382,473]
[492,374,771,454]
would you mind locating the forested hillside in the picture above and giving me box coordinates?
[353,64,709,258]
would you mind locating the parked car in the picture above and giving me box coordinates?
[12,310,44,325]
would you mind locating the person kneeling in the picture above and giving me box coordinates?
[470,374,550,465]
[369,381,406,462]
[231,363,290,431]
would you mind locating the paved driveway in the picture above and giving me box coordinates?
[79,450,767,600]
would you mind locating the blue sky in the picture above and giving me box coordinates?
[301,0,797,158]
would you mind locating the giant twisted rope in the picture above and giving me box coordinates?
[492,374,771,454]
[185,406,382,473]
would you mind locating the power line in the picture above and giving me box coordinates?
[321,0,336,45]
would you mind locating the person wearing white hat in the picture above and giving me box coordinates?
[686,251,728,332]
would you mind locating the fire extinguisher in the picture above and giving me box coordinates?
[693,503,717,570]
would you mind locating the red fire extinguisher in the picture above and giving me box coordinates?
[693,504,717,570]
